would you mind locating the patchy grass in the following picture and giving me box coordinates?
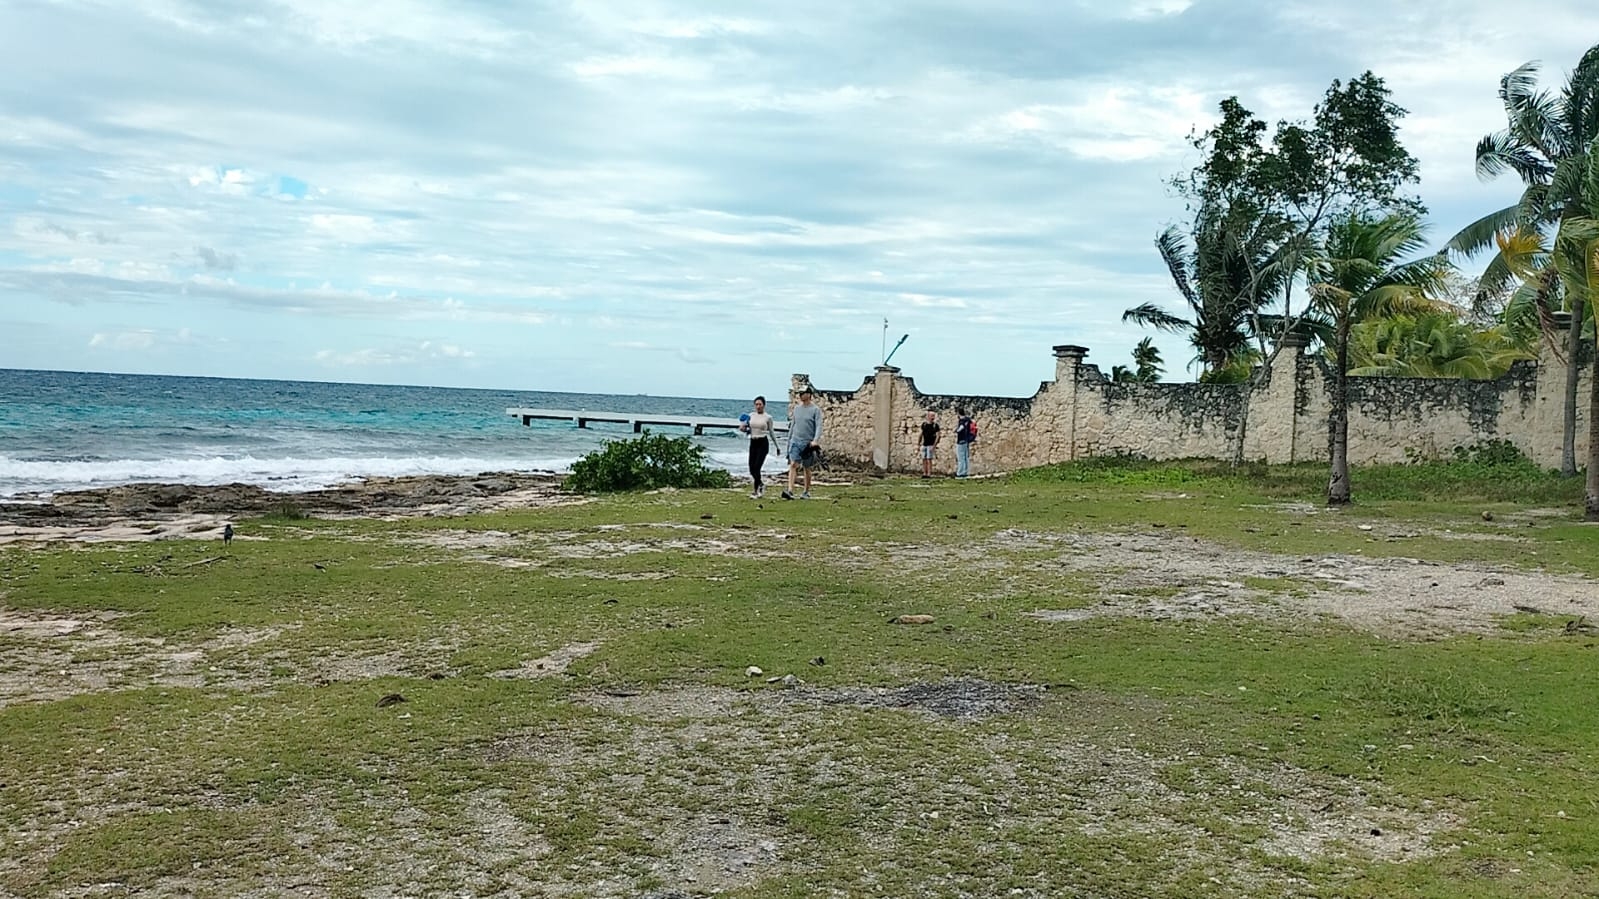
[3,461,1599,897]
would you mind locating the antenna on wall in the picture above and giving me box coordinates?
[884,333,909,366]
[881,318,888,364]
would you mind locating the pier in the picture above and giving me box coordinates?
[507,408,790,436]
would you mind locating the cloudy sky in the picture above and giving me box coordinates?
[1,1,1595,398]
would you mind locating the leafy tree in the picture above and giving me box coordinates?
[1306,214,1450,504]
[1446,43,1599,475]
[1140,74,1424,377]
[1111,337,1165,383]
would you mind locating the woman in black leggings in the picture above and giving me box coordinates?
[741,396,774,498]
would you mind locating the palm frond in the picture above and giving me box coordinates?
[1154,225,1199,308]
[1445,204,1522,256]
[1122,303,1191,333]
[1474,130,1555,183]
[1499,61,1545,115]
[1559,44,1599,147]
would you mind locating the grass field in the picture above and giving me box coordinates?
[3,457,1598,898]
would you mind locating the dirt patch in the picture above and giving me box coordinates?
[0,613,294,708]
[477,682,1460,894]
[795,678,1046,720]
[488,641,600,679]
[992,529,1599,638]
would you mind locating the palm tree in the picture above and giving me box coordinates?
[1499,198,1599,519]
[1112,337,1165,383]
[1446,43,1599,475]
[1309,213,1452,504]
[1125,200,1292,379]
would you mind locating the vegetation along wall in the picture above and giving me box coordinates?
[791,337,1589,476]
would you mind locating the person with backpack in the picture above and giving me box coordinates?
[954,407,977,478]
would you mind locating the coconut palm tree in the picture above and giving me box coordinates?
[1111,337,1165,383]
[1446,43,1599,474]
[1124,200,1293,381]
[1309,213,1452,504]
[1498,199,1599,519]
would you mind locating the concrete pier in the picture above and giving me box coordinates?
[507,408,790,436]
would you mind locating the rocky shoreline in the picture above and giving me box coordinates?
[0,472,575,544]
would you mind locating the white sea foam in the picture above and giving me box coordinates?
[0,447,778,497]
[0,454,585,498]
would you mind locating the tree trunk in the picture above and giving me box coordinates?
[1587,330,1599,520]
[1327,319,1352,506]
[1562,296,1585,477]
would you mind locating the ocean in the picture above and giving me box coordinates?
[0,369,786,498]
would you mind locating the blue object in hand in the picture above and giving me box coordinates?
[739,413,750,422]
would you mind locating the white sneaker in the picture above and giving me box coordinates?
[800,491,812,499]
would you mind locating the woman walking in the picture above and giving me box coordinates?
[741,395,775,498]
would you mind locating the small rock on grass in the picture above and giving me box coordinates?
[891,614,936,625]
[745,665,764,678]
[375,693,407,708]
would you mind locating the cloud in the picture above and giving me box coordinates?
[316,340,478,368]
[87,326,194,352]
[0,0,1590,394]
[194,246,237,270]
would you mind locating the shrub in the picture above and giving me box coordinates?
[265,502,309,520]
[1449,438,1531,467]
[564,431,733,494]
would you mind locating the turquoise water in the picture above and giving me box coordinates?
[0,369,786,497]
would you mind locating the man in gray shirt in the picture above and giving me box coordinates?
[782,388,823,500]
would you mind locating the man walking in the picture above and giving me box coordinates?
[782,388,823,500]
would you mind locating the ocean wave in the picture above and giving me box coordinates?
[0,454,584,498]
[0,448,774,497]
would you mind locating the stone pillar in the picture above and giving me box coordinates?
[1052,345,1088,462]
[872,366,899,470]
[1277,335,1310,463]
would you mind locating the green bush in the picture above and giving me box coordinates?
[1449,438,1532,467]
[564,431,733,493]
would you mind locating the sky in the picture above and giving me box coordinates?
[1,1,1596,399]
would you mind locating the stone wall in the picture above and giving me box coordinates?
[790,336,1591,474]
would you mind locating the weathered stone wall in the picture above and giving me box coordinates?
[792,338,1591,474]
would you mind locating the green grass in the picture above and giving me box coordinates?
[2,458,1598,897]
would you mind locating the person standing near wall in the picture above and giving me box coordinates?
[919,411,941,478]
[741,395,775,498]
[954,407,976,478]
[782,388,823,500]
